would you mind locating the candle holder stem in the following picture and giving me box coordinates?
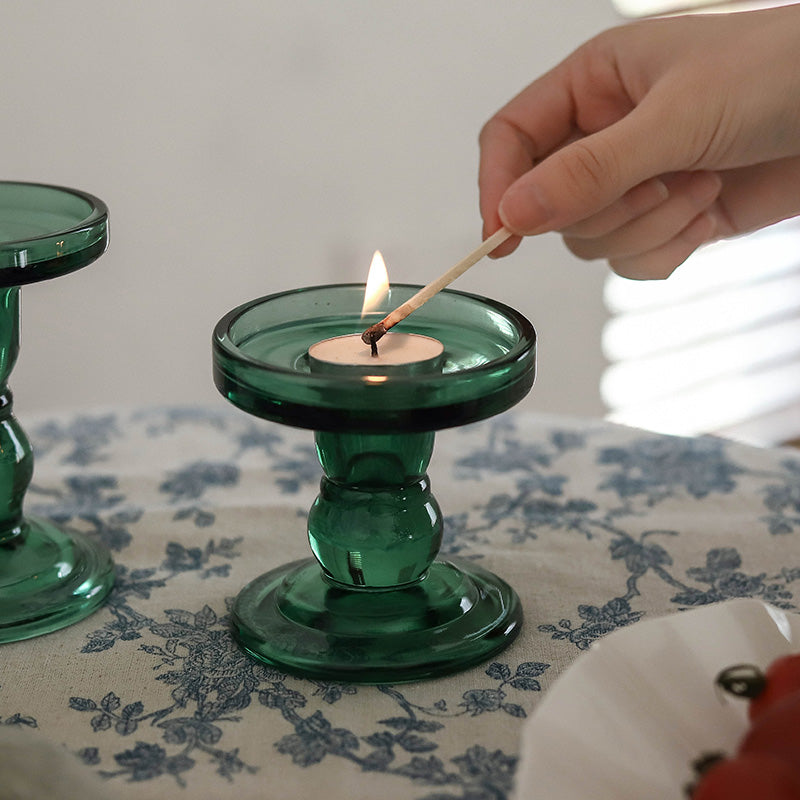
[309,430,440,587]
[0,285,113,641]
[0,289,30,547]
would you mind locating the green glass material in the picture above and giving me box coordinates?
[213,284,535,683]
[309,431,440,587]
[213,284,535,432]
[0,181,108,284]
[0,182,113,643]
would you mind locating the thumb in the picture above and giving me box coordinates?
[499,99,683,234]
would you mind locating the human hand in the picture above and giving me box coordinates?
[478,6,800,278]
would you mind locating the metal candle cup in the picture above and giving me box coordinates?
[308,332,444,376]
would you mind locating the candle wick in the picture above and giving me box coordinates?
[370,339,378,357]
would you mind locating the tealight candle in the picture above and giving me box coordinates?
[308,332,444,375]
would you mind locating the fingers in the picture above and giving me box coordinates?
[478,6,800,272]
[478,120,534,229]
[559,155,800,279]
[561,171,722,279]
[478,120,532,257]
[497,93,683,237]
[561,177,669,239]
[714,155,800,236]
[478,70,577,258]
[563,171,722,260]
[486,230,523,259]
[608,211,718,280]
[478,31,679,252]
[477,40,622,258]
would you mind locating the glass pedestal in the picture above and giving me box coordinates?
[213,284,536,682]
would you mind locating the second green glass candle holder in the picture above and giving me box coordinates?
[213,284,536,683]
[0,181,113,642]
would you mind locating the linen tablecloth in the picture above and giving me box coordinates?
[2,406,799,799]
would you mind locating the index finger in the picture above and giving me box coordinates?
[478,64,579,245]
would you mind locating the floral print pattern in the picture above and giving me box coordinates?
[1,407,797,800]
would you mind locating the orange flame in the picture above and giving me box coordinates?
[361,250,389,318]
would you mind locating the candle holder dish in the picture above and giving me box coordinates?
[213,284,536,683]
[0,181,113,642]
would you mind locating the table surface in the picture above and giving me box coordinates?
[2,406,799,799]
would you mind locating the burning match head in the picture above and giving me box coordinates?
[361,322,387,356]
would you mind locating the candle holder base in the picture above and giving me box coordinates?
[232,557,520,683]
[0,516,114,643]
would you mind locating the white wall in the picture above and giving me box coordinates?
[1,1,620,417]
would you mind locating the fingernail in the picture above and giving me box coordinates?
[625,177,669,215]
[498,182,552,235]
[699,210,719,241]
[688,171,722,203]
[652,177,669,202]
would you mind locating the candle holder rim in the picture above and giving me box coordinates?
[0,181,109,248]
[213,282,536,387]
[0,181,109,285]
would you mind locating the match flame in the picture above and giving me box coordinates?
[361,250,389,318]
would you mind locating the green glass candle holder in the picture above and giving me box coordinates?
[213,284,536,683]
[0,181,114,642]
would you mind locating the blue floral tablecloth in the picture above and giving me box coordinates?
[1,406,799,799]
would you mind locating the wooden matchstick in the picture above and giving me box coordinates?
[361,227,512,350]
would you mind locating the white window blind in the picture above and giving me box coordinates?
[602,218,800,445]
[612,0,797,18]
